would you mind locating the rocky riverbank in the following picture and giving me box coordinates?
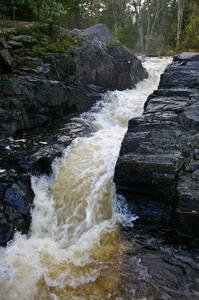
[0,24,147,137]
[0,24,147,246]
[120,224,199,299]
[115,52,199,247]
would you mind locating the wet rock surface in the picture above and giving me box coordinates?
[0,77,104,137]
[0,24,147,245]
[115,52,199,247]
[120,226,199,299]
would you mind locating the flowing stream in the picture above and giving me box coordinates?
[0,57,171,300]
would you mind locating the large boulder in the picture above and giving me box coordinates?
[114,53,199,246]
[75,41,147,90]
[72,23,113,46]
[73,24,148,90]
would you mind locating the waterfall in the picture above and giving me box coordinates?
[0,57,171,300]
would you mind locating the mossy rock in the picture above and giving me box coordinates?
[107,38,122,49]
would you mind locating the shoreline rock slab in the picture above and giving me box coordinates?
[114,52,199,246]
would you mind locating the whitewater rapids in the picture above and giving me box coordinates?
[0,57,171,300]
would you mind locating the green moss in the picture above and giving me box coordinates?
[16,23,80,56]
[159,49,176,56]
[16,23,45,40]
[107,38,122,49]
[179,169,185,177]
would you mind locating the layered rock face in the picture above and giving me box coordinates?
[0,24,147,246]
[114,53,199,246]
[0,24,147,137]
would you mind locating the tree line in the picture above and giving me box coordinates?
[1,0,199,54]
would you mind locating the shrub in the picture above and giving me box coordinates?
[16,23,80,56]
[181,15,199,51]
[107,38,121,49]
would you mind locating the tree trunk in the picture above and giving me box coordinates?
[177,0,185,48]
[132,0,144,54]
[145,0,163,54]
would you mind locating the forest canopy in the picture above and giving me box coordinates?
[0,0,199,54]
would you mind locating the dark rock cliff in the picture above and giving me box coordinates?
[114,52,199,246]
[0,24,147,138]
[0,24,147,246]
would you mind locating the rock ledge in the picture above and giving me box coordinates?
[114,52,199,246]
